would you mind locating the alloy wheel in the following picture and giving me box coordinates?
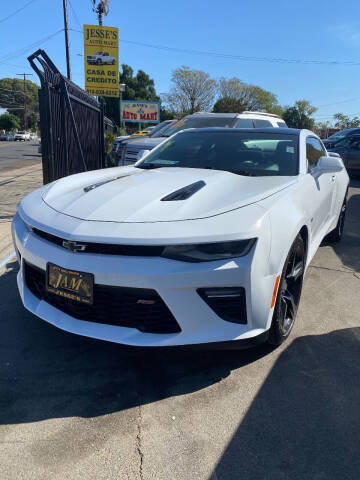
[338,203,346,237]
[279,241,305,335]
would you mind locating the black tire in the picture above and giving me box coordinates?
[268,234,305,346]
[326,199,347,243]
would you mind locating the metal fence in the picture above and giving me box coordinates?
[28,49,113,184]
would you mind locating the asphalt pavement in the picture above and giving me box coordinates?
[0,143,43,261]
[0,141,41,173]
[0,178,359,480]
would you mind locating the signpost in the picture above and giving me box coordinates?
[120,100,160,131]
[83,24,119,98]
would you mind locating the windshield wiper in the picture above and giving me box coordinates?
[201,166,255,176]
[136,163,173,170]
[226,169,256,176]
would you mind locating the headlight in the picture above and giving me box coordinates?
[161,239,256,263]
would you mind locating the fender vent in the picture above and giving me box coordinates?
[161,180,206,201]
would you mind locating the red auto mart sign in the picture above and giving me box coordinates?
[120,101,160,123]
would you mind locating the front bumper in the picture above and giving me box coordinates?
[12,213,276,347]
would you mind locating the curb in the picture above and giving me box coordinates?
[0,250,16,270]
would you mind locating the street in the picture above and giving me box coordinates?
[0,142,43,261]
[0,141,41,173]
[0,173,359,479]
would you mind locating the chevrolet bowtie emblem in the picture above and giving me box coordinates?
[62,240,87,253]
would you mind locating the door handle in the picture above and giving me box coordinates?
[331,175,336,182]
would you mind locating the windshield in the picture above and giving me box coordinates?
[145,121,172,137]
[327,129,356,140]
[150,120,177,138]
[137,131,299,176]
[162,116,237,137]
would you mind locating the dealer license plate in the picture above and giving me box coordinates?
[46,263,94,305]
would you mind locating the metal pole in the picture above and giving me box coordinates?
[97,2,103,25]
[16,73,32,130]
[62,0,71,80]
[119,90,122,128]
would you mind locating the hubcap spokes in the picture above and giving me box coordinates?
[339,204,346,235]
[280,244,305,335]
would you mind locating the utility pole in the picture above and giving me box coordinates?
[62,0,71,80]
[16,73,32,130]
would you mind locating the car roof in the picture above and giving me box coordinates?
[178,127,301,135]
[186,113,239,118]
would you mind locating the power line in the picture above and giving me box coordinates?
[0,29,64,65]
[0,0,38,24]
[69,28,360,66]
[316,97,360,108]
[68,0,82,29]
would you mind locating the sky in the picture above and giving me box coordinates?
[1,0,360,123]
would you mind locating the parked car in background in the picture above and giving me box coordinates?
[323,127,360,149]
[119,111,287,165]
[113,119,177,165]
[132,126,156,137]
[0,133,14,141]
[14,131,31,141]
[327,134,360,175]
[13,127,348,348]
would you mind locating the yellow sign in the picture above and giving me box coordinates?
[121,101,160,123]
[83,24,119,98]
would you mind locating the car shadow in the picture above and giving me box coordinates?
[0,260,275,426]
[212,327,360,480]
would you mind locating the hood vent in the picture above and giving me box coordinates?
[161,180,206,201]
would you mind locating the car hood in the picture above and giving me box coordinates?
[41,166,297,223]
[124,137,164,148]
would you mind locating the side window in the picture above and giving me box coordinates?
[349,138,360,150]
[306,137,325,169]
[277,121,287,128]
[253,119,272,128]
[236,118,254,128]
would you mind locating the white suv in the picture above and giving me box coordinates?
[14,131,31,141]
[235,111,287,128]
[119,112,287,165]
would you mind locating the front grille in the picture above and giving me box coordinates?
[32,228,165,256]
[117,142,125,157]
[197,287,247,324]
[24,261,181,334]
[124,145,143,163]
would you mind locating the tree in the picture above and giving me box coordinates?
[213,96,244,113]
[314,120,331,137]
[119,64,159,101]
[0,77,39,130]
[333,113,360,129]
[164,66,217,115]
[103,64,160,126]
[215,77,282,115]
[282,100,317,129]
[0,112,20,131]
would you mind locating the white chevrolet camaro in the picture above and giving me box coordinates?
[12,128,349,348]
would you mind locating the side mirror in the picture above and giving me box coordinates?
[316,155,344,175]
[327,151,341,158]
[136,149,150,161]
